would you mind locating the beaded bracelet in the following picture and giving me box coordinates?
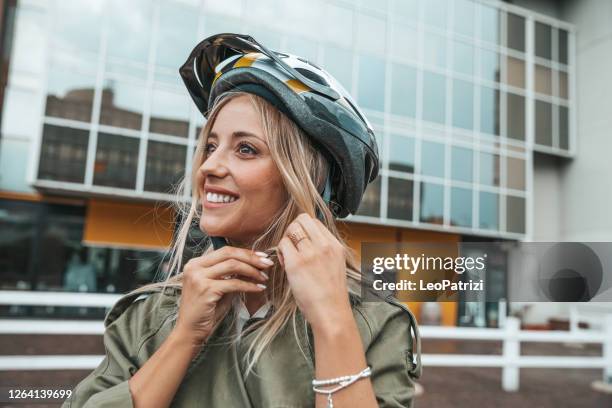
[312,366,372,408]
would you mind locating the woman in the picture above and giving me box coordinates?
[64,33,421,408]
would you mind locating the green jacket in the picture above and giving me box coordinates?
[62,287,422,408]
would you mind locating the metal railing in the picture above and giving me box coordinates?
[1,291,611,392]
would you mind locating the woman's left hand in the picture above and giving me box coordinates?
[277,213,353,333]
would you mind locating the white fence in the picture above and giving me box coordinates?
[1,291,612,392]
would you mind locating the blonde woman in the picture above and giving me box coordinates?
[64,33,421,408]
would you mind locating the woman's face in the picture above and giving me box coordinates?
[197,95,286,245]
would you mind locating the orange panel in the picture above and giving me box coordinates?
[83,199,175,250]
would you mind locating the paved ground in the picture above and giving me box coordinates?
[1,335,611,407]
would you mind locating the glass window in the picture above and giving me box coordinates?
[506,12,525,52]
[453,0,474,37]
[479,191,498,230]
[506,92,525,141]
[480,5,500,45]
[451,146,473,182]
[480,86,500,135]
[506,157,525,191]
[452,79,474,130]
[391,23,418,62]
[53,0,104,53]
[558,70,568,99]
[506,56,525,89]
[204,14,245,41]
[424,0,447,29]
[453,41,474,76]
[419,182,444,225]
[480,49,500,83]
[559,105,569,150]
[424,32,446,68]
[389,134,415,173]
[422,71,446,124]
[558,29,568,65]
[387,177,413,221]
[391,0,419,22]
[93,133,140,189]
[357,13,386,55]
[149,88,190,137]
[390,63,417,118]
[0,200,38,290]
[286,35,318,63]
[421,141,445,178]
[144,141,186,193]
[450,186,472,227]
[156,1,198,69]
[535,21,552,60]
[107,0,152,64]
[479,152,500,186]
[358,54,386,112]
[45,67,95,122]
[325,3,353,47]
[535,100,552,146]
[535,64,552,95]
[324,45,353,91]
[99,80,145,130]
[506,195,525,234]
[356,176,381,217]
[38,125,89,183]
[206,0,243,17]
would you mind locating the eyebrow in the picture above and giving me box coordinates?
[208,131,265,143]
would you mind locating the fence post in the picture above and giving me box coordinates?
[502,316,520,392]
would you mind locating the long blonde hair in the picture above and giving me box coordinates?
[128,91,362,375]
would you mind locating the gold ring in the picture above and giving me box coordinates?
[288,229,308,247]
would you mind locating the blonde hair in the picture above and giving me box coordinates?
[128,91,362,376]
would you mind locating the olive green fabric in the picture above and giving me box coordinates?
[62,287,422,407]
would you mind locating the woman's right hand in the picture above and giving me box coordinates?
[173,246,273,349]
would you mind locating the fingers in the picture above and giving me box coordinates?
[207,258,269,282]
[278,235,299,263]
[190,245,274,270]
[293,213,327,243]
[213,278,267,294]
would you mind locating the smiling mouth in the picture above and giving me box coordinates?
[205,192,239,205]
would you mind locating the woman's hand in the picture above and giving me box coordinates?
[173,246,273,349]
[277,213,353,334]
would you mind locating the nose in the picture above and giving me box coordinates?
[198,145,230,183]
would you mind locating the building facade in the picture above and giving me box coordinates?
[0,0,582,327]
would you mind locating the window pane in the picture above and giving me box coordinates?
[325,3,353,47]
[453,0,474,37]
[535,21,552,60]
[506,92,525,141]
[391,0,419,22]
[324,45,353,91]
[144,141,186,193]
[149,88,190,137]
[450,186,472,227]
[357,176,381,217]
[506,195,525,234]
[387,177,413,221]
[93,133,140,189]
[480,86,500,135]
[156,1,198,68]
[506,12,525,52]
[479,191,498,230]
[480,5,500,45]
[452,79,474,130]
[506,157,525,190]
[38,125,89,183]
[391,23,418,62]
[419,182,444,224]
[390,63,417,118]
[53,0,104,53]
[357,13,386,54]
[535,100,552,146]
[424,33,446,68]
[286,35,318,63]
[99,80,145,130]
[424,0,447,29]
[535,64,552,95]
[0,200,37,290]
[559,105,569,150]
[451,146,473,182]
[422,71,446,124]
[107,0,152,64]
[558,70,568,99]
[389,134,415,173]
[45,67,95,122]
[506,56,525,88]
[480,49,500,82]
[358,54,386,111]
[558,29,568,64]
[479,152,500,186]
[453,41,474,76]
[421,141,445,178]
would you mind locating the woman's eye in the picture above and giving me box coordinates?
[238,143,257,155]
[204,143,216,155]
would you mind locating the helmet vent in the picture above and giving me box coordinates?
[294,67,330,87]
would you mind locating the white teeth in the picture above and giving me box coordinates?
[206,192,237,203]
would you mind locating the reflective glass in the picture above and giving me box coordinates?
[99,80,145,130]
[558,70,568,99]
[424,32,446,68]
[453,41,474,76]
[506,92,525,141]
[93,133,140,189]
[325,3,353,47]
[559,105,569,150]
[387,177,413,221]
[149,88,190,137]
[535,21,552,60]
[451,146,473,182]
[535,64,552,95]
[424,0,447,30]
[391,0,419,22]
[156,1,198,69]
[453,0,475,37]
[53,0,104,53]
[452,79,474,130]
[480,86,500,135]
[506,195,525,234]
[535,100,552,146]
[391,23,418,62]
[356,176,381,217]
[506,56,525,89]
[358,54,386,111]
[421,141,445,178]
[479,191,498,230]
[107,0,152,64]
[324,45,353,91]
[422,71,446,124]
[38,125,89,183]
[506,157,525,191]
[450,186,472,227]
[144,141,186,193]
[419,182,444,225]
[389,134,415,173]
[480,49,500,83]
[506,12,525,52]
[479,152,500,186]
[480,5,500,45]
[45,67,95,122]
[390,63,417,118]
[357,13,386,55]
[558,29,569,65]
